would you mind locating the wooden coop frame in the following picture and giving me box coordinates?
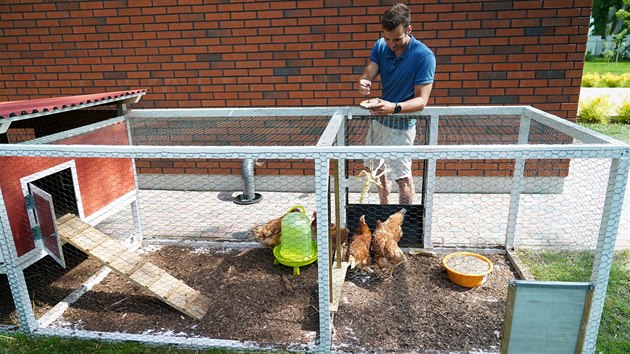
[0,104,628,353]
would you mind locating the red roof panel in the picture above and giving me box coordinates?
[0,89,148,119]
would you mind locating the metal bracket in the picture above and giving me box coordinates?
[31,225,42,241]
[24,194,35,210]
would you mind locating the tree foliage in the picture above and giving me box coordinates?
[591,0,625,36]
[593,0,630,61]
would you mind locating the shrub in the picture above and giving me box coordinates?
[613,99,630,124]
[581,73,600,87]
[584,51,593,61]
[578,96,611,123]
[621,73,630,87]
[601,73,624,87]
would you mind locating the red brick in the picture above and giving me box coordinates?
[1,0,589,179]
[454,3,482,11]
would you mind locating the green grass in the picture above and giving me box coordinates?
[518,250,630,353]
[584,60,630,75]
[0,333,196,353]
[579,123,630,144]
[0,333,241,354]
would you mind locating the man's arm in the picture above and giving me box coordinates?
[399,83,433,113]
[368,83,433,116]
[358,61,379,96]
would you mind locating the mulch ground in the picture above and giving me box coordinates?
[333,254,515,352]
[1,246,517,352]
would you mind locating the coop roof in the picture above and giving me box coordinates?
[0,89,148,121]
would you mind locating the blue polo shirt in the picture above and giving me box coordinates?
[370,35,436,129]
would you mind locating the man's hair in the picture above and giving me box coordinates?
[381,3,411,31]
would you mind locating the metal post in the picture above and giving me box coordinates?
[124,111,144,246]
[314,157,332,352]
[583,156,629,353]
[337,112,347,228]
[116,103,127,116]
[333,160,342,269]
[0,189,38,332]
[505,113,531,249]
[423,114,439,249]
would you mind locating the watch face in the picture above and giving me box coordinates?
[395,104,401,113]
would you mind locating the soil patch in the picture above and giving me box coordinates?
[60,247,320,347]
[2,246,518,352]
[333,254,516,353]
[0,244,101,326]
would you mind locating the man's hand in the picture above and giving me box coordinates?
[369,99,396,116]
[359,79,372,96]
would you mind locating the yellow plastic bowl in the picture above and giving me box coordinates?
[442,251,493,288]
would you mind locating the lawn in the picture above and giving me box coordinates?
[579,123,630,143]
[0,333,237,354]
[584,60,630,75]
[518,250,630,353]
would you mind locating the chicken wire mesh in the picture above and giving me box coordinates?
[0,106,627,353]
[0,155,329,350]
[127,114,331,147]
[0,275,18,329]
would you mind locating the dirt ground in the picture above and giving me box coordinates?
[1,246,517,352]
[334,254,515,352]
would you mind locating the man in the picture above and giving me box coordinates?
[358,3,436,205]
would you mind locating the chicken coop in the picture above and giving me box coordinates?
[0,94,628,353]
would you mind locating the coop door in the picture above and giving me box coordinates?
[29,184,66,268]
[501,280,593,354]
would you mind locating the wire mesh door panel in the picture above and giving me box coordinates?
[29,184,65,268]
[0,274,18,328]
[344,115,428,248]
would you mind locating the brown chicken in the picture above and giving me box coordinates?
[251,207,301,247]
[310,212,349,259]
[372,208,408,276]
[348,215,372,270]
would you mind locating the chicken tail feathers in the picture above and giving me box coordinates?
[251,226,262,238]
[348,255,357,269]
[393,249,408,266]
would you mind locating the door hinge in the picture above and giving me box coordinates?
[25,194,35,210]
[31,225,42,241]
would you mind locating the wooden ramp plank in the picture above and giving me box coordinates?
[109,249,146,275]
[128,262,165,288]
[57,215,92,237]
[57,214,209,320]
[89,238,124,264]
[187,294,211,320]
[151,273,186,299]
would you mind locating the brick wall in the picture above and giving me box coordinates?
[5,128,36,143]
[0,0,590,179]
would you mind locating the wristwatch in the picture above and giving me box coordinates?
[394,103,402,114]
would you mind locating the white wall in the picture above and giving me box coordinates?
[587,35,630,56]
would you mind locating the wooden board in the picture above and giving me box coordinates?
[57,214,209,320]
[330,261,349,314]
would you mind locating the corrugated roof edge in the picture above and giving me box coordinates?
[0,89,148,120]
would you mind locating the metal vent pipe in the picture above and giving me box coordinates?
[233,158,262,204]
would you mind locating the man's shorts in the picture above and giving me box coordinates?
[364,119,416,181]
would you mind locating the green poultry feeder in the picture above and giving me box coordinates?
[273,205,317,276]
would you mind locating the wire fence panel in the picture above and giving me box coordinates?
[0,106,627,353]
[0,275,18,329]
[127,115,331,147]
